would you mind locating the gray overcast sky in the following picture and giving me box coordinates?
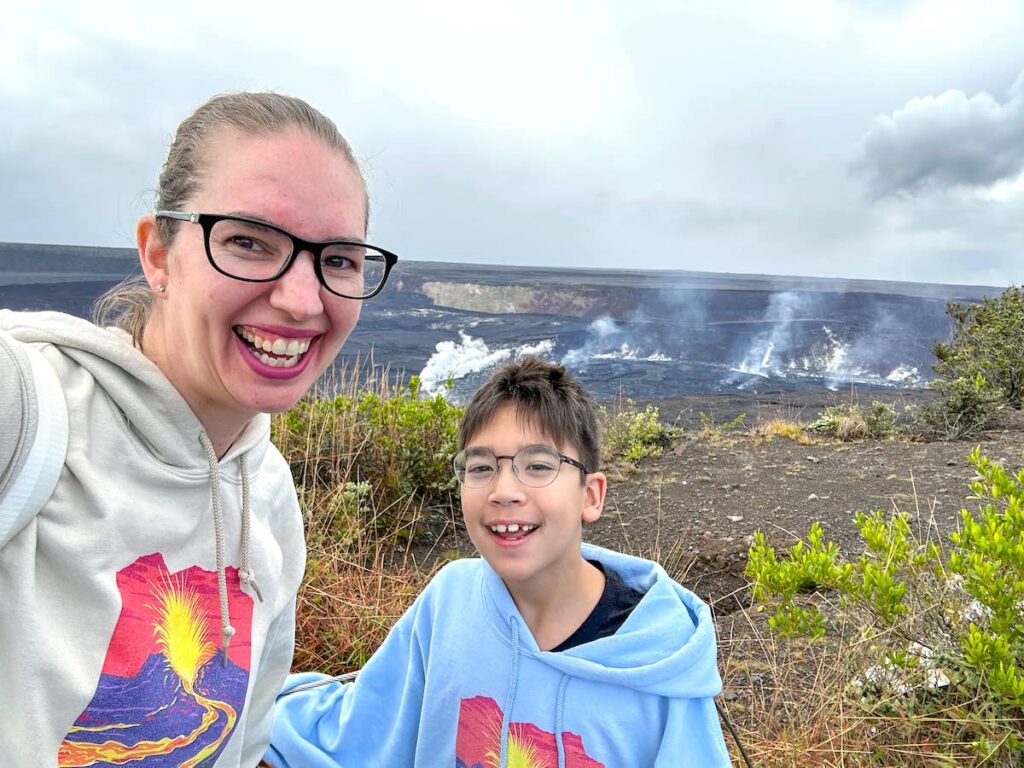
[2,1,1023,286]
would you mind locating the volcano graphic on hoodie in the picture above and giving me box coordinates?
[57,553,253,767]
[456,695,604,768]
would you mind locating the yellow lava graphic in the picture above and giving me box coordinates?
[154,586,217,691]
[58,583,237,767]
[486,725,546,768]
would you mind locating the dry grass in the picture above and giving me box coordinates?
[751,418,817,445]
[293,529,438,672]
[836,413,870,442]
[717,598,984,767]
[693,425,742,447]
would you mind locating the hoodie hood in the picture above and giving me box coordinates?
[479,542,723,700]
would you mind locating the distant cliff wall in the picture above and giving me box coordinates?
[420,281,639,318]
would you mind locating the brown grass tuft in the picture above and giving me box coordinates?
[751,418,816,445]
[836,414,869,442]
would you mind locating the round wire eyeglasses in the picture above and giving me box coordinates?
[452,445,589,488]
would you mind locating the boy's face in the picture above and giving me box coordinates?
[459,405,606,591]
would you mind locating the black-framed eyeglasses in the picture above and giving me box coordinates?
[453,445,589,489]
[156,211,398,300]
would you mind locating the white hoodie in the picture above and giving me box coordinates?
[0,310,306,767]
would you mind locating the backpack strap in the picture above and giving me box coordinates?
[0,343,69,547]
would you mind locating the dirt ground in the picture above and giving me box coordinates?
[585,390,1024,618]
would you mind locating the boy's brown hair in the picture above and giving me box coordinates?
[457,356,601,474]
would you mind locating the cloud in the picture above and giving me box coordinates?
[852,70,1024,197]
[2,1,1024,287]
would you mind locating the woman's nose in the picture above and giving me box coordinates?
[269,251,325,319]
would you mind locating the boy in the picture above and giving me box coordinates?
[265,357,731,767]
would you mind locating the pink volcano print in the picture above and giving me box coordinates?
[57,553,253,767]
[456,695,604,768]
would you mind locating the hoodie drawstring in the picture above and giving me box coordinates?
[554,674,570,768]
[499,618,575,768]
[200,432,261,667]
[499,616,522,768]
[238,456,263,603]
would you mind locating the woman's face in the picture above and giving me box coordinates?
[141,127,367,433]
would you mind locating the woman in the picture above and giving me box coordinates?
[0,92,397,767]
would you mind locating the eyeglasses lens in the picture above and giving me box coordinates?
[320,243,388,298]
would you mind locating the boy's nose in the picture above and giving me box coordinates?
[489,462,525,502]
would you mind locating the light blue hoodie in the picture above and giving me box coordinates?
[266,544,731,767]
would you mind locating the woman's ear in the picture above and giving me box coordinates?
[581,471,607,524]
[137,215,169,294]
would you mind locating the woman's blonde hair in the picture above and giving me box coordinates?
[92,91,367,346]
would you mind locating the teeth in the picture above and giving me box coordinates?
[490,524,536,534]
[237,327,312,361]
[257,352,301,368]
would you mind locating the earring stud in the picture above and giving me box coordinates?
[155,285,166,293]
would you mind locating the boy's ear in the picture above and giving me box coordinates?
[137,214,170,293]
[581,472,607,524]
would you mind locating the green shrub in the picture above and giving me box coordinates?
[599,401,679,464]
[746,522,843,637]
[934,285,1024,410]
[352,376,461,502]
[947,448,1024,713]
[918,373,1004,440]
[865,400,900,436]
[273,370,462,541]
[921,285,1024,439]
[805,401,902,440]
[746,448,1024,764]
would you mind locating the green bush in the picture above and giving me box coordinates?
[273,372,463,540]
[934,286,1024,411]
[947,448,1024,713]
[865,400,900,436]
[918,373,1005,440]
[914,286,1024,439]
[746,448,1024,764]
[805,401,902,440]
[352,376,461,501]
[599,401,679,464]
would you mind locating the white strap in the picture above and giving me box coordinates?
[0,344,69,547]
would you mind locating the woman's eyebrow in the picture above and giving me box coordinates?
[221,210,366,242]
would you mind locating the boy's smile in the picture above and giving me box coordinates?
[487,521,539,544]
[460,405,606,594]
